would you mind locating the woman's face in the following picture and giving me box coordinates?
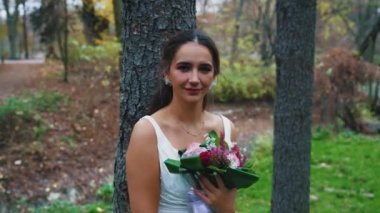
[166,42,215,104]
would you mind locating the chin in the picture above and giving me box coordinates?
[183,96,204,104]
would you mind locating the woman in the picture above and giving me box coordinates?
[126,30,238,213]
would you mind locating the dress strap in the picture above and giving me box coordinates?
[142,115,161,133]
[220,115,233,146]
[142,115,178,153]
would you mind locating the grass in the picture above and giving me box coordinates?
[235,129,380,213]
[0,90,69,142]
[26,128,380,213]
[33,183,113,213]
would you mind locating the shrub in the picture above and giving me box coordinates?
[95,183,113,203]
[314,48,379,132]
[0,91,68,145]
[68,38,121,66]
[212,61,275,102]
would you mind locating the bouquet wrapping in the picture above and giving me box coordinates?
[164,130,259,189]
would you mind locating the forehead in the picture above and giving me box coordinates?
[173,42,213,64]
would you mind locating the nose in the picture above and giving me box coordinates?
[189,69,200,84]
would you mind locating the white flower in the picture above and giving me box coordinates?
[227,153,240,169]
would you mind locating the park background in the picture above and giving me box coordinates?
[0,0,379,212]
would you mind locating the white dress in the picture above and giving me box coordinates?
[143,115,233,213]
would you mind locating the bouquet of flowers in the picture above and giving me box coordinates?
[164,130,259,189]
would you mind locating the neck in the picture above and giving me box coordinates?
[166,98,205,124]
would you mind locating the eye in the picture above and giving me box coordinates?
[199,64,212,73]
[177,63,191,72]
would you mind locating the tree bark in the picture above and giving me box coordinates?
[63,0,68,82]
[229,0,244,66]
[3,0,21,59]
[113,1,196,212]
[22,0,29,59]
[359,15,380,60]
[271,1,316,213]
[112,0,122,41]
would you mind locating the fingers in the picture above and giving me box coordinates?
[201,175,217,192]
[194,188,211,205]
[215,175,227,190]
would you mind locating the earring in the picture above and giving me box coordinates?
[164,77,171,86]
[209,79,217,89]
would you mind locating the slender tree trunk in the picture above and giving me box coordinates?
[260,0,275,64]
[113,1,196,212]
[63,0,68,82]
[0,15,4,63]
[271,1,316,213]
[229,0,244,66]
[359,15,380,61]
[22,1,29,59]
[3,0,21,59]
[112,0,122,41]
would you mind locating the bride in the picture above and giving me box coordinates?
[126,30,238,213]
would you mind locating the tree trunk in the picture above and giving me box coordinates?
[113,1,196,212]
[271,1,316,213]
[22,1,29,59]
[0,11,3,62]
[3,0,21,59]
[359,15,380,61]
[260,0,275,64]
[112,0,122,41]
[63,0,69,83]
[229,0,244,66]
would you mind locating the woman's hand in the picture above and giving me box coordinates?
[194,175,237,213]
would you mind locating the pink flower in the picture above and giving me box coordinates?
[231,143,247,167]
[182,142,207,157]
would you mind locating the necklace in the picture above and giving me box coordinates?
[179,120,205,137]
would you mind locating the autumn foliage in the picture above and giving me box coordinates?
[314,48,379,132]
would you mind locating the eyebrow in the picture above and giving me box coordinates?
[176,61,213,66]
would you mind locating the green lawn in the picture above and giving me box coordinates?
[32,130,380,213]
[236,130,380,213]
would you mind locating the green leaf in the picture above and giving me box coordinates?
[209,130,220,146]
[181,156,204,171]
[164,159,182,173]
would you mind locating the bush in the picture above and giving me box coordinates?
[95,183,114,203]
[212,61,275,102]
[314,48,379,132]
[0,91,68,144]
[68,38,121,65]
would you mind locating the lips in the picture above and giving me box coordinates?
[185,88,202,95]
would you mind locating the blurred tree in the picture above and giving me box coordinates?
[113,0,196,212]
[0,11,5,62]
[229,0,245,66]
[31,0,70,82]
[2,0,21,59]
[21,0,28,59]
[80,0,109,45]
[112,0,122,41]
[271,0,316,213]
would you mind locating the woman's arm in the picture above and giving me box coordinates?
[126,119,160,212]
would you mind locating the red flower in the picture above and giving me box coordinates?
[200,151,212,167]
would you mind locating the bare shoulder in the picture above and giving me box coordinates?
[128,117,157,151]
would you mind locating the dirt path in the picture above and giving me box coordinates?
[0,63,43,100]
